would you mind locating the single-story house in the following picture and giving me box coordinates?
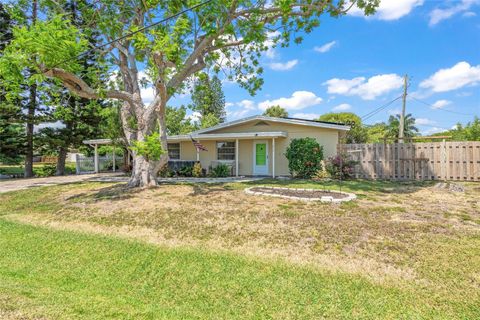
[83,115,350,176]
[168,115,350,177]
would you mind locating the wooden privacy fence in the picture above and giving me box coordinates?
[339,141,480,181]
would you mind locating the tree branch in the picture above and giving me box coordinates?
[44,67,135,104]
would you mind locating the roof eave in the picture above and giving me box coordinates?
[191,115,350,134]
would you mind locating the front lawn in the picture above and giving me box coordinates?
[0,179,479,319]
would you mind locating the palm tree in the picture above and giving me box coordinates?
[387,113,419,141]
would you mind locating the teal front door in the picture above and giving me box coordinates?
[254,141,268,175]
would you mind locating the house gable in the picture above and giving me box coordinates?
[192,116,349,135]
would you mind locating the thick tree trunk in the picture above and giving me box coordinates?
[24,84,36,178]
[124,96,169,188]
[127,154,164,188]
[56,147,67,176]
[24,0,38,178]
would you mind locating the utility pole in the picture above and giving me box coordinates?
[399,74,408,143]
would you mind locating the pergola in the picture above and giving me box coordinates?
[82,138,119,173]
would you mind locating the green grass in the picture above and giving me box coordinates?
[0,219,450,319]
[0,181,478,319]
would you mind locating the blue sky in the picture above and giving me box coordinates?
[170,0,480,135]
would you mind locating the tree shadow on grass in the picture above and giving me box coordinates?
[65,183,141,202]
[188,183,231,196]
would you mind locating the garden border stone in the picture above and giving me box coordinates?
[244,186,356,203]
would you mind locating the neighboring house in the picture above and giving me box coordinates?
[83,115,350,176]
[168,115,350,177]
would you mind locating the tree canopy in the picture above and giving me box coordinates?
[0,0,379,186]
[263,105,288,118]
[318,112,368,143]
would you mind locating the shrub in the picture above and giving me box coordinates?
[285,138,323,178]
[313,160,331,180]
[325,153,358,179]
[178,165,193,177]
[131,133,164,161]
[34,164,57,177]
[192,162,203,178]
[210,163,230,177]
[158,166,174,178]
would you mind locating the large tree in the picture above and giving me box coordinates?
[0,0,379,187]
[39,0,111,176]
[318,112,368,143]
[191,73,226,122]
[0,3,25,164]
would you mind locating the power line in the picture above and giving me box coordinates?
[0,1,212,88]
[409,96,475,117]
[44,0,212,71]
[361,95,402,121]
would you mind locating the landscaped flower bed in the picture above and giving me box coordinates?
[245,186,356,203]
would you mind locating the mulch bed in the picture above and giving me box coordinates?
[249,187,349,199]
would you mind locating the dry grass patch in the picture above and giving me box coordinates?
[2,179,480,310]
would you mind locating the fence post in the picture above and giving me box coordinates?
[75,154,80,175]
[441,139,447,181]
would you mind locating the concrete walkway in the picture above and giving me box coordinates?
[0,174,265,194]
[0,173,125,194]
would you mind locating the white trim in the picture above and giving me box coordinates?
[235,139,239,177]
[94,144,99,173]
[83,138,113,145]
[83,131,289,145]
[253,140,269,176]
[272,138,275,178]
[191,115,350,134]
[168,131,287,142]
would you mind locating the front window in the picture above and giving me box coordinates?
[167,143,180,160]
[217,141,235,160]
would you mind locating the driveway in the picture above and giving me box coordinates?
[0,173,125,194]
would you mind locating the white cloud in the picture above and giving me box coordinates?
[258,91,323,111]
[292,113,320,120]
[227,99,257,120]
[463,11,477,17]
[324,77,365,95]
[415,118,436,125]
[264,31,281,59]
[419,61,480,93]
[332,103,352,111]
[429,0,480,26]
[237,99,256,110]
[421,127,445,135]
[431,99,451,109]
[140,86,156,105]
[324,74,403,100]
[187,111,202,122]
[314,41,337,53]
[349,0,424,21]
[268,59,298,71]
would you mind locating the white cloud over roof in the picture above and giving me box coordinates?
[324,74,403,100]
[258,91,323,111]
